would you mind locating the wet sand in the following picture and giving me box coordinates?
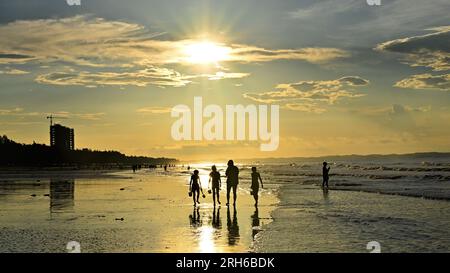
[255,184,450,253]
[0,169,277,253]
[2,166,449,253]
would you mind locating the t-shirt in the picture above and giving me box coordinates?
[225,165,239,186]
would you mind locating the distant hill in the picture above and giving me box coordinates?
[0,135,177,166]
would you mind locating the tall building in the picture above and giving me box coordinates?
[50,124,74,150]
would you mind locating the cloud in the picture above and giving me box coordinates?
[0,107,24,115]
[0,15,348,68]
[394,73,450,91]
[228,46,348,64]
[202,71,250,81]
[0,68,29,75]
[35,67,192,88]
[136,107,172,114]
[0,108,105,120]
[283,102,326,114]
[288,0,359,20]
[376,26,450,71]
[41,111,106,121]
[34,67,251,88]
[243,76,369,107]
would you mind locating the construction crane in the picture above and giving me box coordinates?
[46,115,67,126]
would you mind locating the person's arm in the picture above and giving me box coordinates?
[189,177,193,191]
[208,174,212,189]
[259,173,264,188]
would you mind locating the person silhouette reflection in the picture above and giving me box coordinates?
[227,205,240,246]
[50,179,75,213]
[251,207,260,240]
[212,206,222,229]
[189,207,201,228]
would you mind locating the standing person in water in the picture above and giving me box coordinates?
[190,170,203,206]
[225,160,239,206]
[322,162,331,188]
[208,165,222,206]
[251,167,264,206]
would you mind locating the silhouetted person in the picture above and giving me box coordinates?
[322,162,330,188]
[225,160,239,206]
[208,165,221,206]
[227,205,239,246]
[189,170,204,206]
[164,165,167,171]
[132,164,137,173]
[187,165,190,171]
[251,167,264,206]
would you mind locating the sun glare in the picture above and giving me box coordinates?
[184,41,231,64]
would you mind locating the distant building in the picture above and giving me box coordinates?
[50,124,74,150]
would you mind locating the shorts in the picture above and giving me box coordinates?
[191,183,200,192]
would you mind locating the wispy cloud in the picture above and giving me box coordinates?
[35,67,192,88]
[0,108,105,120]
[243,76,369,111]
[200,71,250,81]
[376,26,450,71]
[394,73,450,91]
[0,15,349,88]
[0,15,348,67]
[0,68,29,75]
[283,102,326,114]
[136,107,172,114]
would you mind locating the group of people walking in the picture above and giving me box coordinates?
[189,160,264,207]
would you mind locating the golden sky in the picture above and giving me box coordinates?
[0,0,449,161]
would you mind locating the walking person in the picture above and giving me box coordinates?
[225,160,239,206]
[322,162,331,188]
[208,165,222,207]
[189,170,204,206]
[250,167,264,206]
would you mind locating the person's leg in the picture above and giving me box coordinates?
[192,190,196,206]
[212,188,216,205]
[226,184,231,205]
[196,189,200,203]
[232,185,237,205]
[216,187,221,204]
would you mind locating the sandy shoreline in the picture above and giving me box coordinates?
[0,168,278,253]
[1,168,449,253]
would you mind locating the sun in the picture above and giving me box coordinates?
[183,41,231,64]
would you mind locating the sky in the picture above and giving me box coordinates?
[0,0,449,161]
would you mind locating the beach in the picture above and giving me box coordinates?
[0,166,277,253]
[1,157,450,253]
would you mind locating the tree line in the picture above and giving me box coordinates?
[0,135,177,166]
